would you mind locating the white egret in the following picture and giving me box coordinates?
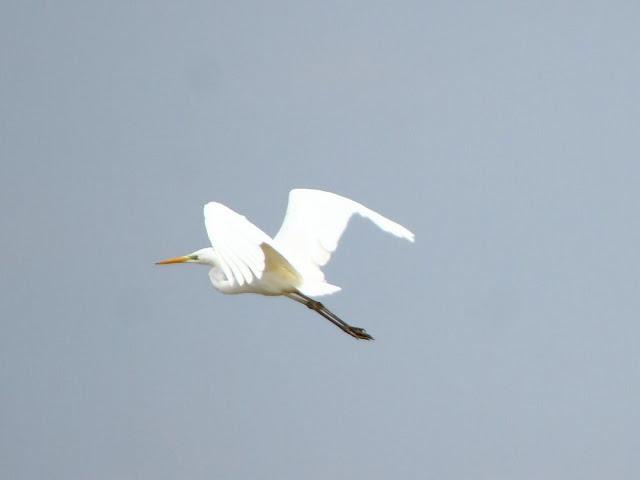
[156,189,414,340]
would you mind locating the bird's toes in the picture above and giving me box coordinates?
[350,327,374,340]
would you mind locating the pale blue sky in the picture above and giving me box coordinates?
[2,2,639,479]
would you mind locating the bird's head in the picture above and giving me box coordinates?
[155,248,216,266]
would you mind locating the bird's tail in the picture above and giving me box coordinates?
[297,282,341,297]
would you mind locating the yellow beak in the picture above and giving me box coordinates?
[155,256,190,265]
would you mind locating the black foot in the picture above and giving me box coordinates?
[347,326,374,341]
[301,295,374,340]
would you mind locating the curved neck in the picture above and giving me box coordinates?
[193,247,217,266]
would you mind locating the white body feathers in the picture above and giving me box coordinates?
[203,189,414,296]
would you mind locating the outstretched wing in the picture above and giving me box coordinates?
[203,202,273,287]
[273,189,415,269]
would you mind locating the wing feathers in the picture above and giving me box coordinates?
[203,190,413,296]
[204,202,272,287]
[353,203,415,242]
[274,189,414,274]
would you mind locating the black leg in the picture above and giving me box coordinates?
[288,292,374,341]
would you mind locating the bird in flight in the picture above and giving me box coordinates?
[156,189,414,340]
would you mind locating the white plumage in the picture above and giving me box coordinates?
[273,189,415,295]
[157,188,414,340]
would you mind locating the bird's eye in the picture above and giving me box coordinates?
[188,255,199,261]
